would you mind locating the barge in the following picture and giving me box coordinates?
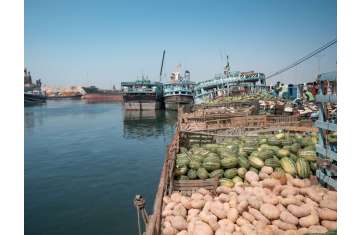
[121,78,164,110]
[82,85,123,102]
[163,66,195,111]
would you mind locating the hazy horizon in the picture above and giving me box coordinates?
[25,0,337,88]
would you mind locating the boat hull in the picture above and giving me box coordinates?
[82,93,123,102]
[123,92,163,110]
[164,95,193,111]
[24,93,47,106]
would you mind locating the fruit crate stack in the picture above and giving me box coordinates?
[314,71,337,190]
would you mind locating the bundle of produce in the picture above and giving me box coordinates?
[174,132,318,181]
[161,169,337,235]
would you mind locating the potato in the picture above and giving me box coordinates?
[163,196,171,204]
[190,199,205,209]
[277,203,286,212]
[173,204,187,217]
[305,189,322,203]
[248,208,270,225]
[260,203,280,220]
[318,208,337,221]
[251,181,263,187]
[284,229,299,235]
[262,178,280,189]
[229,195,238,208]
[248,196,261,210]
[259,172,270,180]
[245,171,259,182]
[219,193,230,202]
[237,200,249,214]
[216,186,232,194]
[234,186,244,195]
[218,219,235,233]
[272,220,297,230]
[233,232,243,235]
[297,227,308,235]
[198,188,211,196]
[181,196,192,210]
[193,220,213,235]
[227,208,239,223]
[199,210,216,224]
[210,201,227,219]
[208,216,220,231]
[171,192,182,203]
[294,194,305,202]
[214,228,232,235]
[176,230,188,235]
[273,185,283,195]
[204,194,213,202]
[261,166,274,175]
[242,211,255,223]
[236,217,251,226]
[287,204,311,218]
[171,215,187,230]
[163,225,178,235]
[307,225,328,233]
[279,197,302,206]
[281,187,298,197]
[291,178,306,188]
[240,224,257,235]
[304,197,318,208]
[320,199,337,210]
[299,213,319,227]
[165,202,177,211]
[262,195,279,205]
[187,209,200,220]
[321,220,337,230]
[162,208,173,217]
[280,211,298,225]
[191,192,204,201]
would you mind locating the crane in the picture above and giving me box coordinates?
[159,50,166,82]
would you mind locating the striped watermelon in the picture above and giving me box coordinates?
[296,158,311,178]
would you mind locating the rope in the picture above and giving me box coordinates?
[134,195,147,235]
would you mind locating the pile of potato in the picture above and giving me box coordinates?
[161,166,336,235]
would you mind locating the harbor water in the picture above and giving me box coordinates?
[25,100,177,235]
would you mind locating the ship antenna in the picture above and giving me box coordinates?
[159,49,166,82]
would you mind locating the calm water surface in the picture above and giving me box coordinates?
[25,100,177,235]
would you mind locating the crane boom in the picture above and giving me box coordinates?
[159,50,166,82]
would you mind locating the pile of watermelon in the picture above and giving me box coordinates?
[174,132,318,185]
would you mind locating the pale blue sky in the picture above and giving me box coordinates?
[25,0,337,88]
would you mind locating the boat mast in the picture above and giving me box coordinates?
[159,49,166,82]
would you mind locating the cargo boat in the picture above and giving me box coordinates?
[163,66,195,111]
[24,68,46,106]
[81,85,123,102]
[194,56,267,104]
[121,78,164,110]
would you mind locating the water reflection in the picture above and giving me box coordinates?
[123,110,177,139]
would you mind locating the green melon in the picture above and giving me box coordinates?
[202,161,221,171]
[221,157,238,169]
[219,178,234,188]
[238,156,250,169]
[224,168,238,179]
[277,149,290,158]
[237,167,247,178]
[189,160,201,169]
[248,155,264,169]
[264,158,280,168]
[296,158,311,178]
[298,150,317,161]
[197,168,209,179]
[280,157,296,176]
[187,169,197,179]
[209,169,224,178]
[174,166,188,176]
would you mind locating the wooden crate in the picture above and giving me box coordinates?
[173,178,219,196]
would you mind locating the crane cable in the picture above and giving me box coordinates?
[266,38,337,80]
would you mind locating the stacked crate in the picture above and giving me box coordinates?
[314,71,337,190]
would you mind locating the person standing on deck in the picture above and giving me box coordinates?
[303,87,315,102]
